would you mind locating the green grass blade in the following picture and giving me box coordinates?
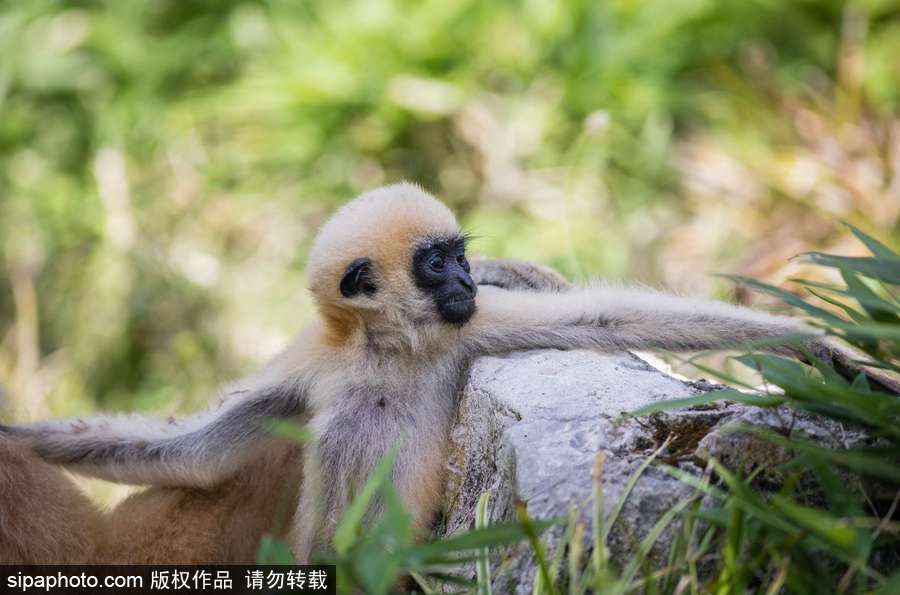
[846,223,899,260]
[602,439,671,545]
[569,522,585,595]
[333,445,399,555]
[475,491,493,595]
[624,389,785,419]
[412,520,556,561]
[518,502,560,595]
[736,427,900,483]
[769,494,869,560]
[618,497,694,589]
[255,535,295,564]
[592,452,610,591]
[718,274,847,323]
[840,269,900,321]
[409,570,436,595]
[801,253,900,285]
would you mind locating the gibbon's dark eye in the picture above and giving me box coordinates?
[456,254,470,273]
[428,253,445,271]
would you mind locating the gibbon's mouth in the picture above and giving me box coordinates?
[438,297,476,324]
[444,296,475,306]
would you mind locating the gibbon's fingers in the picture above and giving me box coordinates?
[462,284,821,357]
[1,383,307,487]
[470,257,573,293]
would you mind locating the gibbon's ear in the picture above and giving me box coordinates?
[340,258,377,298]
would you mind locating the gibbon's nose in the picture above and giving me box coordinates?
[456,271,476,297]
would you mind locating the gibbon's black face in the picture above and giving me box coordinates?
[413,235,476,324]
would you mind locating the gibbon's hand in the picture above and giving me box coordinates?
[803,336,900,394]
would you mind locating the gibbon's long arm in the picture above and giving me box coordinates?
[462,285,821,357]
[0,382,307,488]
[465,274,900,393]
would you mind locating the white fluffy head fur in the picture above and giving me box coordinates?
[307,182,461,346]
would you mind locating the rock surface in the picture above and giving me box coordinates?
[439,349,866,593]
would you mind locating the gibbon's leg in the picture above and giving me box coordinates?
[470,257,572,292]
[105,441,304,564]
[0,435,303,564]
[0,436,104,564]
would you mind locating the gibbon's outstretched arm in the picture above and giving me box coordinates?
[461,284,821,357]
[466,266,900,393]
[1,382,307,487]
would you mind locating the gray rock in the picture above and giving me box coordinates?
[439,349,865,593]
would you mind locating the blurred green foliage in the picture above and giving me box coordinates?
[1,0,898,426]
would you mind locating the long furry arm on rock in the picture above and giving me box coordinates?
[461,284,822,357]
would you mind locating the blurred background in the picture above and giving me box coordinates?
[0,0,898,476]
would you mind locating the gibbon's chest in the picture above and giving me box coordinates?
[325,379,451,424]
[312,353,461,412]
[310,363,460,438]
[311,378,457,475]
